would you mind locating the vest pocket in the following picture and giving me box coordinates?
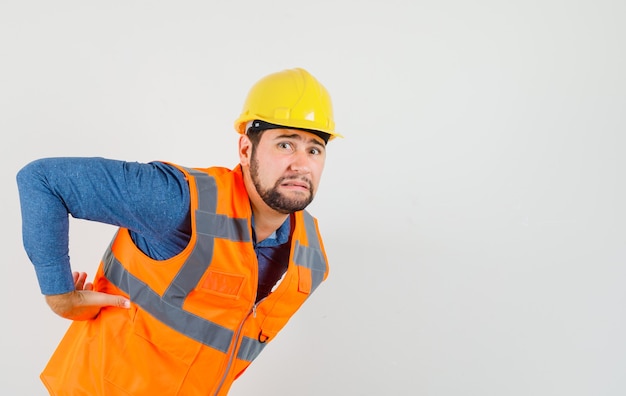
[199,269,246,299]
[104,308,202,395]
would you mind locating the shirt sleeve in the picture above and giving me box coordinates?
[16,157,191,295]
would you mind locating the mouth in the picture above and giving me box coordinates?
[280,178,312,191]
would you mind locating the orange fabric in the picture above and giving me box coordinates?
[40,165,328,396]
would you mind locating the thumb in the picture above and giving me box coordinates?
[81,290,131,309]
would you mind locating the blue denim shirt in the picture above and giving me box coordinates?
[16,157,290,300]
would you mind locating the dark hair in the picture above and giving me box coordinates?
[245,128,265,148]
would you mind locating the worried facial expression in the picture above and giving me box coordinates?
[246,129,326,214]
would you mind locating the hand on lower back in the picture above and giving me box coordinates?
[45,271,130,320]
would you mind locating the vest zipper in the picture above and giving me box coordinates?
[213,305,255,395]
[215,225,263,395]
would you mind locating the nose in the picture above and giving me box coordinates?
[289,150,311,174]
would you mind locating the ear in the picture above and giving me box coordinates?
[238,134,252,166]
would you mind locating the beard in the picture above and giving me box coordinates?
[249,152,315,214]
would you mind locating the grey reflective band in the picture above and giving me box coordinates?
[293,211,327,292]
[237,335,267,362]
[302,211,321,251]
[187,168,218,213]
[103,248,235,353]
[196,211,251,241]
[104,248,266,361]
[162,169,250,305]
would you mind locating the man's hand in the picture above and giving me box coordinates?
[45,271,130,320]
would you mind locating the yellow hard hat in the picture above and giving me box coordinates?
[234,68,342,140]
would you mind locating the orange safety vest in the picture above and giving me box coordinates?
[40,164,329,396]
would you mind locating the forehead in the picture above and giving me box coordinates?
[261,128,326,146]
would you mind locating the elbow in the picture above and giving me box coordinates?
[16,158,52,192]
[16,159,40,188]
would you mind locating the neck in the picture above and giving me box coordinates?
[252,206,288,242]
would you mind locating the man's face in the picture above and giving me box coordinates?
[248,128,326,214]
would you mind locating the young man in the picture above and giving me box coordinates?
[17,68,341,395]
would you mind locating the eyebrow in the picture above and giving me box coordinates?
[274,133,326,148]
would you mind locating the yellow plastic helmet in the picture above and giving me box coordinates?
[234,68,342,140]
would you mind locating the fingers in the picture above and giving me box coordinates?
[73,271,89,290]
[73,272,95,291]
[71,272,129,308]
[46,287,130,320]
[82,290,130,309]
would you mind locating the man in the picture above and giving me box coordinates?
[16,67,341,395]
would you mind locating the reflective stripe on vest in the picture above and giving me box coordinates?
[103,168,326,363]
[294,211,327,293]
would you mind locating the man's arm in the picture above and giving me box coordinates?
[16,157,191,318]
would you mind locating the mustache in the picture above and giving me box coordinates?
[276,175,313,190]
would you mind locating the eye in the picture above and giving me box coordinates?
[277,142,293,150]
[309,147,322,155]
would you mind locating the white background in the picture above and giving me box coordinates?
[2,1,625,395]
